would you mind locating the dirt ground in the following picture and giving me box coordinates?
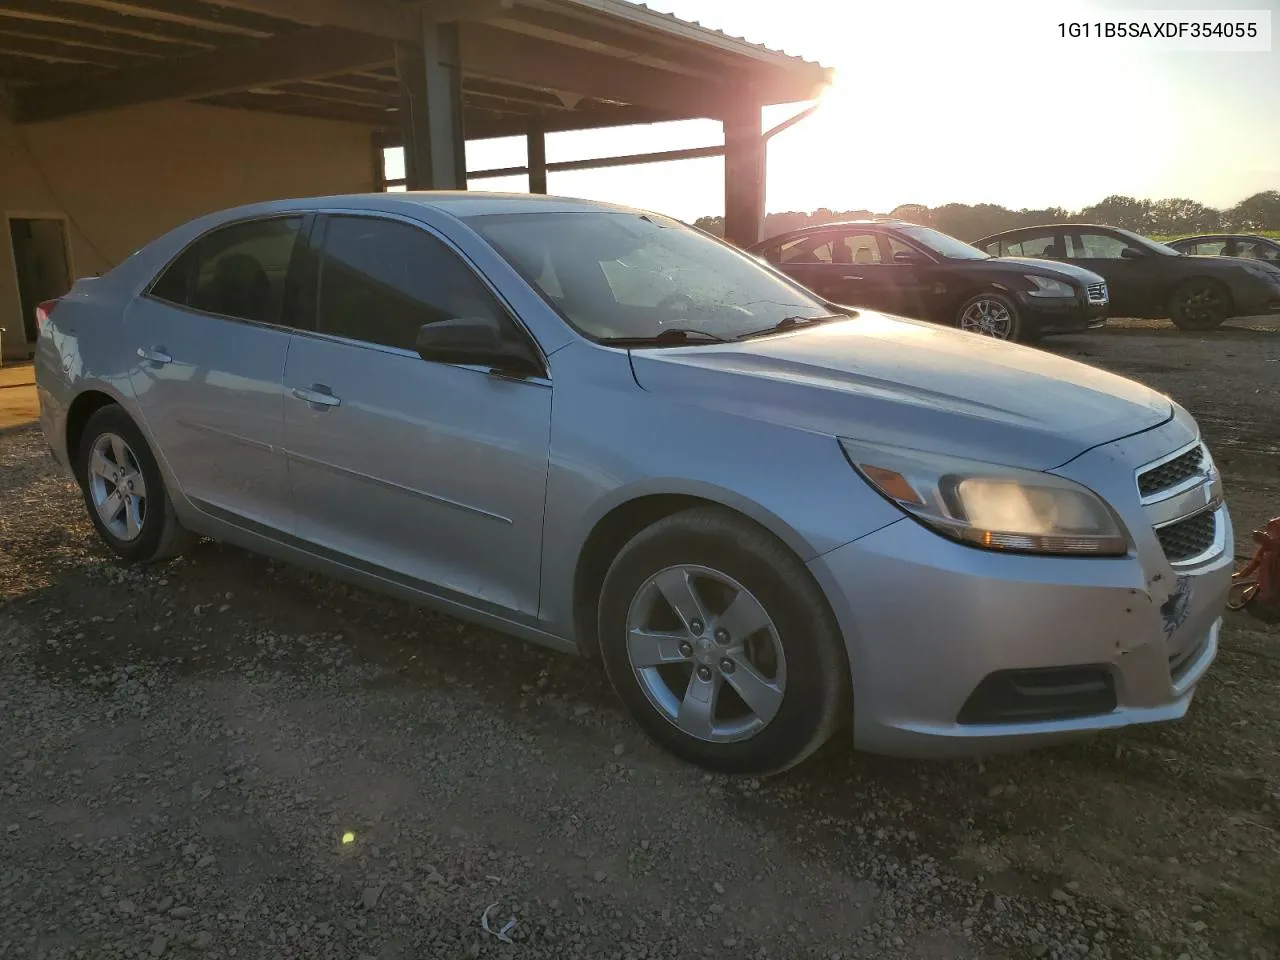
[1,318,1277,960]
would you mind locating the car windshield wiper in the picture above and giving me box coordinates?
[600,327,730,347]
[736,313,848,340]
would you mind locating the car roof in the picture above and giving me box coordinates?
[749,219,911,249]
[190,191,651,224]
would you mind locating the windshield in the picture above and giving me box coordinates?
[466,211,835,343]
[896,224,991,260]
[1109,226,1182,256]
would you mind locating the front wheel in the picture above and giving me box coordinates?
[597,507,849,775]
[1169,279,1230,330]
[956,292,1025,342]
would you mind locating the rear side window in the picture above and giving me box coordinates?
[316,216,510,352]
[150,217,303,325]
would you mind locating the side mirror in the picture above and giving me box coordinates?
[893,250,922,264]
[415,318,541,376]
[1120,247,1146,260]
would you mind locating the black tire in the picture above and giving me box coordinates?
[597,506,850,775]
[1169,278,1230,331]
[75,405,196,563]
[955,291,1027,342]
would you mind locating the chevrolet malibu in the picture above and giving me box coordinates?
[34,194,1233,774]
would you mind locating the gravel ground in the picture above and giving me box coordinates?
[1,318,1278,960]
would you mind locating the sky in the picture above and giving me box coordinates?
[395,0,1280,221]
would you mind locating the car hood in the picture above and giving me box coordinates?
[985,257,1106,284]
[628,314,1172,471]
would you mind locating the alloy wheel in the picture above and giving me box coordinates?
[624,564,786,743]
[959,297,1014,339]
[86,432,147,541]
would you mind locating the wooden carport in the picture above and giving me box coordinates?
[0,0,831,246]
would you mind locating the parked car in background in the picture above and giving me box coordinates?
[976,224,1280,330]
[35,193,1231,775]
[1166,234,1280,264]
[749,220,1108,342]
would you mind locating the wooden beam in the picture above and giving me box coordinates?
[0,34,139,67]
[470,142,724,180]
[49,0,285,37]
[201,0,415,41]
[0,0,228,46]
[0,15,179,57]
[464,104,680,140]
[13,24,395,122]
[458,22,728,117]
[0,50,100,82]
[200,88,395,126]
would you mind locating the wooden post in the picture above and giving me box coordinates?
[722,103,765,248]
[526,116,548,194]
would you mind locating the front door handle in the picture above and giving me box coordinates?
[136,346,172,365]
[841,275,865,281]
[291,384,341,408]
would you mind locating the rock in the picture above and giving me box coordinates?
[362,885,384,909]
[713,882,725,895]
[193,931,213,950]
[594,871,607,883]
[170,906,194,919]
[613,743,625,757]
[1051,888,1071,902]
[117,899,137,915]
[149,936,168,957]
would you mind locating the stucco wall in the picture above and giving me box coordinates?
[1,100,377,359]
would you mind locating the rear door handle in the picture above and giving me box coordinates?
[841,275,865,281]
[291,384,341,408]
[136,346,172,365]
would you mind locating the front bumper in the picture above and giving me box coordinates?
[809,416,1232,758]
[1017,293,1109,336]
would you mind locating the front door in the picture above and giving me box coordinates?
[282,213,552,617]
[1064,230,1162,316]
[126,215,304,529]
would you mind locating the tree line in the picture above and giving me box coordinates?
[693,190,1280,242]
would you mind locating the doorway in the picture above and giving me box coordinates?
[8,216,73,351]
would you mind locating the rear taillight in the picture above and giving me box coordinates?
[35,299,60,335]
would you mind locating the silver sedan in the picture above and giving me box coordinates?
[34,193,1233,774]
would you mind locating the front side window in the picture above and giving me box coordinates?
[316,216,510,352]
[468,211,832,342]
[1236,239,1280,262]
[151,217,303,325]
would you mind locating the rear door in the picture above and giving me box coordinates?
[126,214,306,530]
[281,212,552,618]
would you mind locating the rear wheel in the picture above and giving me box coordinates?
[76,405,196,563]
[956,292,1026,342]
[1169,279,1230,330]
[597,507,849,775]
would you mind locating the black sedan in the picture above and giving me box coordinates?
[975,224,1280,330]
[1166,233,1280,264]
[748,220,1108,342]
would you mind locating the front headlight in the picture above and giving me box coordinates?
[840,440,1129,556]
[1025,275,1075,298]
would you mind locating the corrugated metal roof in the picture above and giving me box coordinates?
[550,0,833,79]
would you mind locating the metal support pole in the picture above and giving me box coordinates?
[526,117,547,194]
[722,103,765,248]
[395,17,466,190]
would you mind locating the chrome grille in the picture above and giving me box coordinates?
[1155,509,1217,564]
[1086,282,1108,304]
[1138,445,1205,499]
